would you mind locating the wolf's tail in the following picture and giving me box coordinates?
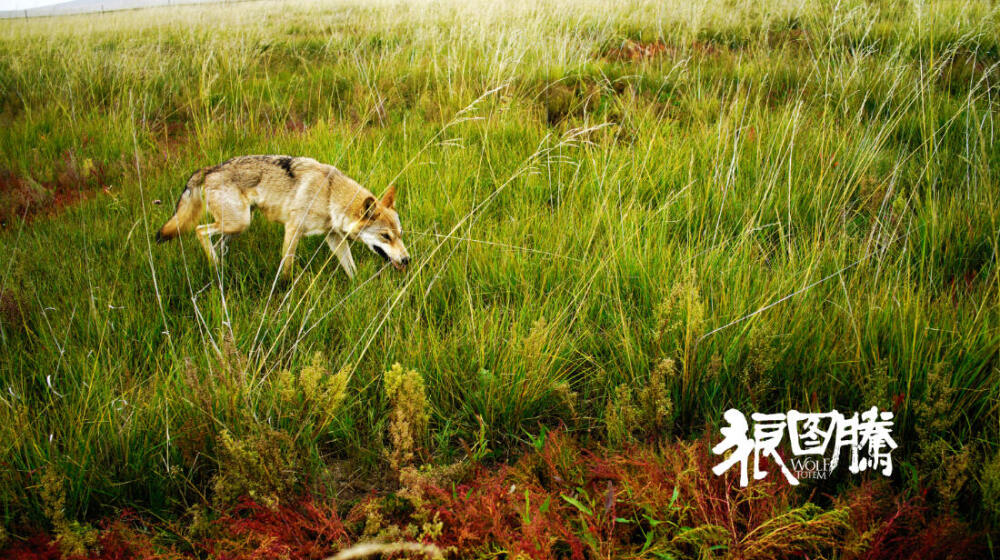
[155,168,208,243]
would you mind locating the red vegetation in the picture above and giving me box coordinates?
[0,289,26,331]
[0,151,109,229]
[153,120,190,163]
[2,534,62,560]
[1,432,985,560]
[603,39,671,62]
[425,432,829,559]
[285,116,308,134]
[204,499,350,560]
[602,39,728,62]
[842,482,985,560]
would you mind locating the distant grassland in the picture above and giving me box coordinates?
[0,0,998,532]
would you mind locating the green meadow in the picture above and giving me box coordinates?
[1,0,998,553]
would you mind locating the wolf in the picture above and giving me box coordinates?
[155,155,410,278]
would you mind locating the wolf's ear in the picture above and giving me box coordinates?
[362,196,378,220]
[381,185,396,209]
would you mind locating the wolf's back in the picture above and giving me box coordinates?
[155,168,208,242]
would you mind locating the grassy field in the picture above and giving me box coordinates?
[1,0,999,556]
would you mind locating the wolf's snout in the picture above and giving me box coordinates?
[391,256,409,271]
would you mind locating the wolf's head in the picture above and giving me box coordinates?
[354,185,410,271]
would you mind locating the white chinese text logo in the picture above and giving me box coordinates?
[711,408,897,486]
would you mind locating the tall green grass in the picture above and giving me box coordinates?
[0,0,997,529]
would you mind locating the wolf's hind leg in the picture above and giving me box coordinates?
[326,233,356,279]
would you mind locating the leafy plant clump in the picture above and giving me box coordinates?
[384,362,431,476]
[211,428,303,510]
[38,466,98,557]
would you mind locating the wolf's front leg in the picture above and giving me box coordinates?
[326,233,356,279]
[195,223,222,265]
[279,224,303,278]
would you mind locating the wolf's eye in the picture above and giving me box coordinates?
[381,233,392,242]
